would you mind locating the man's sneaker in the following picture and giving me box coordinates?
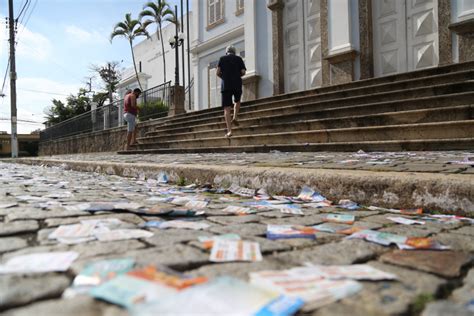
[225,131,233,138]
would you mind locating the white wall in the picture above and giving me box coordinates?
[255,0,273,99]
[119,13,194,96]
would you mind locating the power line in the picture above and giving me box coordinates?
[16,0,29,21]
[1,58,10,97]
[0,117,42,124]
[17,87,70,96]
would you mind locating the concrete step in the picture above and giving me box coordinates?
[144,91,474,138]
[137,120,474,150]
[150,82,474,131]
[151,68,474,128]
[151,61,474,126]
[140,105,473,143]
[119,137,474,154]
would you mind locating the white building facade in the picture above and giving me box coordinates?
[123,0,474,112]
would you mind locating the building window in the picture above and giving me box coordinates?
[236,0,244,16]
[207,0,225,30]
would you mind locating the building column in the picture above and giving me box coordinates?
[242,0,260,101]
[438,0,453,65]
[323,0,359,85]
[358,0,374,80]
[449,0,474,62]
[267,0,285,95]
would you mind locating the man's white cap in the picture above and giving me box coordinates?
[226,45,236,55]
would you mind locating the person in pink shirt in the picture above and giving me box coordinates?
[123,88,141,150]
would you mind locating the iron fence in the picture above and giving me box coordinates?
[40,81,172,142]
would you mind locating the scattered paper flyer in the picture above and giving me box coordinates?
[337,199,359,210]
[228,184,256,197]
[210,240,262,262]
[129,277,303,316]
[0,251,79,274]
[266,225,316,240]
[272,204,304,215]
[297,186,327,202]
[128,265,208,290]
[347,229,450,250]
[90,274,178,309]
[48,222,97,242]
[222,205,255,215]
[323,214,355,225]
[94,229,153,242]
[159,219,210,230]
[197,234,241,249]
[387,216,425,225]
[250,269,361,308]
[63,258,136,298]
[185,200,209,209]
[367,206,423,216]
[0,203,17,209]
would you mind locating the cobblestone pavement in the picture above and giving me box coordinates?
[35,150,474,174]
[0,160,473,316]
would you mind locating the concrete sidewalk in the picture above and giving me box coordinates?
[5,150,473,215]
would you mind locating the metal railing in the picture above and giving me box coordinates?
[40,81,172,142]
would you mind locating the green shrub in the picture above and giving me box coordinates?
[138,99,168,121]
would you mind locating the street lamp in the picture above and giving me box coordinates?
[169,5,185,86]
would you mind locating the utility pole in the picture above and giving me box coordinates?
[8,0,18,158]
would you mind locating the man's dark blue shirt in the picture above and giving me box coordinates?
[217,54,246,92]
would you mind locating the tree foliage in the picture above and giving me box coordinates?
[44,88,92,125]
[110,13,148,91]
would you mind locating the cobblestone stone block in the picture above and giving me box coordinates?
[275,239,387,265]
[209,223,267,237]
[0,274,70,310]
[3,296,106,316]
[421,301,473,316]
[0,220,39,236]
[380,250,472,278]
[0,237,28,253]
[187,259,292,280]
[44,213,145,227]
[206,214,262,225]
[434,233,474,252]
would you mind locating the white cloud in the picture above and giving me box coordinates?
[15,23,53,62]
[65,25,105,44]
[0,77,81,134]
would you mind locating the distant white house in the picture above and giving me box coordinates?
[117,12,194,108]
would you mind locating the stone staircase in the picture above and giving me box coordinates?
[120,62,474,154]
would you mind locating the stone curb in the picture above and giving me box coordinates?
[4,158,473,215]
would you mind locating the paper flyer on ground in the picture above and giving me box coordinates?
[0,251,79,274]
[198,234,241,249]
[222,205,255,215]
[210,240,263,262]
[323,214,355,224]
[387,216,425,225]
[127,265,208,290]
[249,268,362,308]
[266,225,316,240]
[129,276,303,316]
[89,274,178,308]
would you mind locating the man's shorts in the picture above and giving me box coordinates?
[221,90,242,108]
[123,113,136,132]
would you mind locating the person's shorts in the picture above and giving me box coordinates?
[123,113,136,132]
[221,90,242,108]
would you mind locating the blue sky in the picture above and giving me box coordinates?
[0,0,183,133]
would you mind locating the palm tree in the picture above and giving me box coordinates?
[139,1,176,84]
[110,13,148,91]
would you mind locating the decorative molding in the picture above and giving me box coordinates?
[267,0,284,11]
[324,49,358,64]
[206,18,226,31]
[449,18,474,35]
[190,25,244,54]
